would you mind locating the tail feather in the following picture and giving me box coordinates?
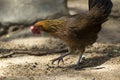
[89,0,99,11]
[88,0,113,22]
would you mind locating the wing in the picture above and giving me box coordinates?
[88,0,113,24]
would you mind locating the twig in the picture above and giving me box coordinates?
[0,48,68,58]
[0,52,15,58]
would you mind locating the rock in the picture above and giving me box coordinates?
[0,27,8,36]
[8,26,19,32]
[0,0,68,26]
[110,0,120,19]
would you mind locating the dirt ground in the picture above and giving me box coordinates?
[0,42,120,80]
[0,0,120,80]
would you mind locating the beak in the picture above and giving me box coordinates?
[30,26,41,34]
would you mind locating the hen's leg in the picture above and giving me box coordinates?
[74,53,85,69]
[75,48,85,69]
[51,51,70,65]
[77,53,84,65]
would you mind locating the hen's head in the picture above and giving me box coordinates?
[30,21,46,35]
[30,19,64,34]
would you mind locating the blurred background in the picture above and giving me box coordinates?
[0,0,120,48]
[0,0,119,44]
[0,0,119,45]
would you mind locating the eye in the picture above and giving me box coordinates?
[39,25,43,28]
[36,26,42,31]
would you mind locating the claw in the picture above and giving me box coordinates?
[51,57,64,65]
[51,52,70,65]
[75,64,82,70]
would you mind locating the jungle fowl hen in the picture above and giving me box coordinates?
[30,0,113,67]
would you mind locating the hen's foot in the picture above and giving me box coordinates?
[51,56,64,65]
[51,52,70,65]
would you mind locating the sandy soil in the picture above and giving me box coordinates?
[0,0,120,80]
[0,42,120,80]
